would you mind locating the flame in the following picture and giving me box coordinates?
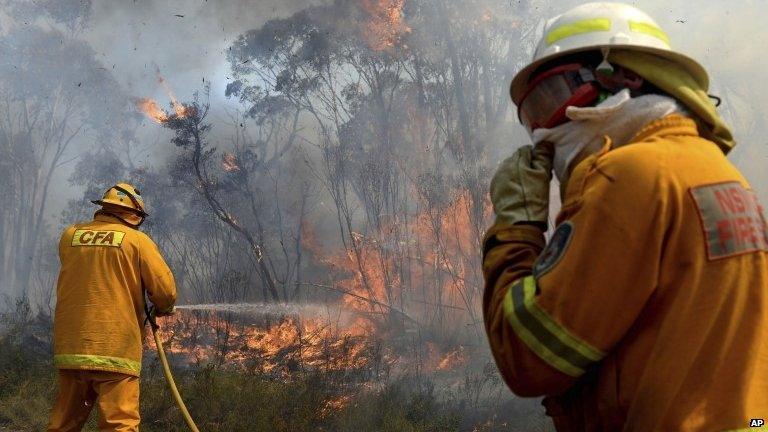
[145,166,489,380]
[361,0,411,52]
[305,190,485,321]
[136,98,169,123]
[136,71,191,123]
[291,189,490,375]
[222,152,241,172]
[149,311,376,374]
[436,346,468,371]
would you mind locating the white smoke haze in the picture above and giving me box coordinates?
[1,0,763,231]
[86,1,768,217]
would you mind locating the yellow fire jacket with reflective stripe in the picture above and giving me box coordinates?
[54,212,176,377]
[483,116,768,431]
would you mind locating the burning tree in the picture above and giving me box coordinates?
[140,92,282,302]
[221,0,535,340]
[130,4,545,422]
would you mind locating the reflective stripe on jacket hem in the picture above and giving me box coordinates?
[502,275,606,377]
[54,354,141,376]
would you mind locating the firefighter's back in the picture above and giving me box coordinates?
[54,213,150,377]
[615,123,768,430]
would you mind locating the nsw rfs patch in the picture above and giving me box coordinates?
[689,181,768,260]
[533,221,573,278]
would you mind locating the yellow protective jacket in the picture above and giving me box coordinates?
[53,212,176,377]
[483,116,768,431]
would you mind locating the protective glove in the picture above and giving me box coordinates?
[489,142,554,229]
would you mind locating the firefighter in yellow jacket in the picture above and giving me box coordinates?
[47,183,176,432]
[483,3,768,431]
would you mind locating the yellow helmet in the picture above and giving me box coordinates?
[91,182,147,216]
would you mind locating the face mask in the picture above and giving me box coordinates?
[531,89,686,184]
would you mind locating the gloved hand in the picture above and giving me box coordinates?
[490,142,554,229]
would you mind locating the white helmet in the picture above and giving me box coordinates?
[510,2,708,105]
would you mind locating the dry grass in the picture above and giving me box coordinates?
[0,299,553,432]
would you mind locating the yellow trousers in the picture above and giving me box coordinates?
[47,369,140,432]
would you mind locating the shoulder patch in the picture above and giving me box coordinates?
[533,221,574,278]
[71,229,126,248]
[689,181,768,260]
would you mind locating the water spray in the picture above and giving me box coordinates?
[174,302,332,316]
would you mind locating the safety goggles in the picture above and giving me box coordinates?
[517,63,601,133]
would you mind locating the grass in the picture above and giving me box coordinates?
[0,353,464,431]
[0,299,553,432]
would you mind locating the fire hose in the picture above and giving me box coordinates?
[145,305,201,432]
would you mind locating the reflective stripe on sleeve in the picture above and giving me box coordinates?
[546,18,612,46]
[502,276,606,377]
[54,354,141,375]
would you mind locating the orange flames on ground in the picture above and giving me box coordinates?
[145,130,489,380]
[136,72,191,123]
[149,312,377,375]
[361,0,411,52]
[147,189,487,375]
[149,308,473,379]
[436,346,469,371]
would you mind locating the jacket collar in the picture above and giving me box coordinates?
[630,114,700,144]
[94,211,135,228]
[561,115,701,211]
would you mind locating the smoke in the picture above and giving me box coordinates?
[2,0,766,301]
[24,1,328,224]
[83,1,328,108]
[84,0,766,190]
[2,0,764,229]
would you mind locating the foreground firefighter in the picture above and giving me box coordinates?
[483,3,768,431]
[48,183,176,431]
